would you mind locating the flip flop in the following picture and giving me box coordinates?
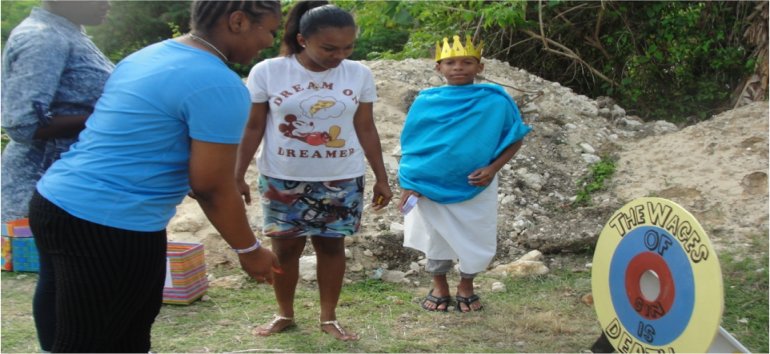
[252,314,296,336]
[421,288,451,312]
[320,320,359,341]
[455,294,483,312]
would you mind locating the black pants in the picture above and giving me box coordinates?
[29,191,167,353]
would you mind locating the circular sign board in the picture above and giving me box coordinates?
[592,197,723,353]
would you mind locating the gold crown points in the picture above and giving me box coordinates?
[435,34,483,62]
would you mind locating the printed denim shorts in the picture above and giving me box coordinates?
[258,175,364,238]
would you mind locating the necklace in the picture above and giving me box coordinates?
[296,55,332,90]
[188,33,228,62]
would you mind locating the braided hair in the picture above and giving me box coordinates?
[190,0,281,34]
[280,1,355,56]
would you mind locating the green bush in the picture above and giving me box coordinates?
[1,0,38,47]
[573,157,616,206]
[349,1,758,123]
[600,2,752,122]
[1,1,760,121]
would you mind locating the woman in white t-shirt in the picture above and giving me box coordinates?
[236,0,392,341]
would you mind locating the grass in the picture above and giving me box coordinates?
[573,157,616,206]
[719,234,769,352]
[2,241,768,353]
[0,273,37,353]
[1,264,598,352]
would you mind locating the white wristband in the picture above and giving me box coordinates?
[232,240,260,254]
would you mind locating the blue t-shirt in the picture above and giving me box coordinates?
[37,39,250,231]
[1,7,114,222]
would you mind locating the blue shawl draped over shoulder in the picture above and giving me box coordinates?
[398,83,531,203]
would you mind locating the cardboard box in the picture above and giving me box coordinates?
[11,237,39,272]
[163,242,208,305]
[1,236,12,271]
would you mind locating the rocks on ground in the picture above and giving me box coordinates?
[167,58,769,287]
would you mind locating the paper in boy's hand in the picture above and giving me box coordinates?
[401,194,419,215]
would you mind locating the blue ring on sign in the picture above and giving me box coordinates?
[609,225,695,346]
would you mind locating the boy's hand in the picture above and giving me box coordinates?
[468,167,496,186]
[398,190,421,212]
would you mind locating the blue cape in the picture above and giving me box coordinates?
[398,83,531,203]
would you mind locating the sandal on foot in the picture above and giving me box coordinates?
[253,315,296,337]
[320,320,359,341]
[421,288,451,312]
[455,294,483,312]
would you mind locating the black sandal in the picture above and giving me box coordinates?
[421,289,451,312]
[455,294,483,312]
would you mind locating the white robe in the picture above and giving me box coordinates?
[403,178,498,274]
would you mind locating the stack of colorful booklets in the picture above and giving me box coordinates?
[1,218,39,272]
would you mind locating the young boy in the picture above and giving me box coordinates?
[398,35,532,312]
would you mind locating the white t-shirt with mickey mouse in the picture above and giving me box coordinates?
[246,55,378,181]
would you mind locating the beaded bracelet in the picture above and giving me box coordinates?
[232,240,261,254]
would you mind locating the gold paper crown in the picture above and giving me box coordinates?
[435,34,483,62]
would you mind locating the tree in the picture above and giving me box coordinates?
[89,1,190,63]
[348,0,765,122]
[2,0,764,121]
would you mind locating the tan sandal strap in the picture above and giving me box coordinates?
[253,314,295,337]
[266,314,293,327]
[320,320,347,336]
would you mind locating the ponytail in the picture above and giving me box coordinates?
[280,0,355,56]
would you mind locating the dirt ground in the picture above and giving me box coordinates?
[166,58,769,276]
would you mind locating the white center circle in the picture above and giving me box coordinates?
[640,269,661,301]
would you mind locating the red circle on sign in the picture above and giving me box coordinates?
[625,252,675,320]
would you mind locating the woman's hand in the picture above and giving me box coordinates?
[237,178,252,205]
[237,246,281,285]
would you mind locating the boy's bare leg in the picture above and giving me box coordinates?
[456,277,483,312]
[423,274,450,311]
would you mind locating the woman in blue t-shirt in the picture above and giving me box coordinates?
[28,1,282,352]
